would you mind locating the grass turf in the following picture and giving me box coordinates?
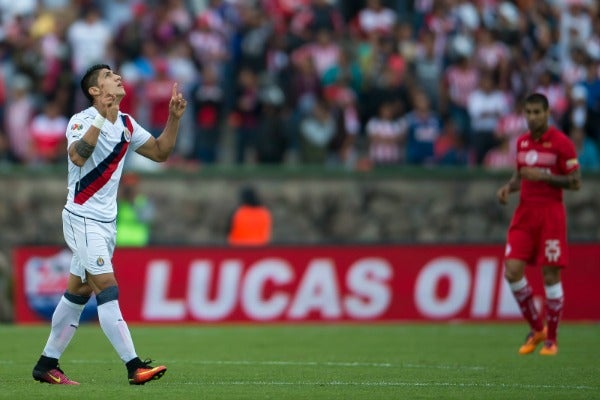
[0,323,599,400]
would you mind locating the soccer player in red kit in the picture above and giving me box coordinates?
[496,93,581,356]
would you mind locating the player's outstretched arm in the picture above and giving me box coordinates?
[136,83,187,162]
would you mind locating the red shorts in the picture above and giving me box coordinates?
[505,201,568,268]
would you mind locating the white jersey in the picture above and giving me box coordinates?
[64,106,152,221]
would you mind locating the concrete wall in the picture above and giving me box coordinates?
[1,169,598,252]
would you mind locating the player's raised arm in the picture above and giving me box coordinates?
[136,83,187,162]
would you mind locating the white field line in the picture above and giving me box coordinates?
[68,359,485,371]
[172,380,597,391]
[178,360,486,371]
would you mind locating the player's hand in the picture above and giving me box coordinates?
[169,83,187,119]
[496,184,510,205]
[98,92,118,118]
[519,167,549,182]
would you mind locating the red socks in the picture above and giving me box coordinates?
[544,283,564,343]
[511,283,544,332]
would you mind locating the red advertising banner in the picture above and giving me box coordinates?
[13,244,600,324]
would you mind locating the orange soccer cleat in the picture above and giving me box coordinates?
[518,327,547,355]
[128,359,167,385]
[539,340,558,356]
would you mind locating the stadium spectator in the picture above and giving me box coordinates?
[190,64,225,164]
[569,127,600,171]
[473,27,510,89]
[534,69,569,125]
[324,85,360,168]
[31,64,187,385]
[576,61,600,141]
[142,59,177,138]
[255,84,289,164]
[440,54,479,148]
[5,75,35,164]
[357,0,397,38]
[229,66,261,163]
[227,185,272,246]
[434,118,470,166]
[483,134,513,171]
[496,93,581,357]
[408,29,442,110]
[29,99,69,165]
[292,28,342,79]
[299,97,336,164]
[497,96,527,149]
[66,4,112,77]
[322,47,363,95]
[366,100,404,165]
[116,172,155,247]
[404,90,441,165]
[467,72,510,165]
[560,84,596,142]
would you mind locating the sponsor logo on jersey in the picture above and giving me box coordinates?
[524,150,538,165]
[71,123,83,131]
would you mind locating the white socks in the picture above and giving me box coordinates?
[42,296,84,359]
[98,300,138,363]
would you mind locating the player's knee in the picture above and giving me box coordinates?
[503,263,524,282]
[96,285,119,305]
[64,291,91,305]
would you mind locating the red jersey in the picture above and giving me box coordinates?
[515,126,579,204]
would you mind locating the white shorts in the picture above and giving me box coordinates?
[62,209,115,282]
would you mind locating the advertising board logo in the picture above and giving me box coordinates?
[24,249,97,321]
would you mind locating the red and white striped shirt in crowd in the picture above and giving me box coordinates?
[496,111,527,159]
[366,117,405,164]
[293,42,341,78]
[188,30,228,65]
[358,5,397,36]
[476,42,509,71]
[444,65,479,108]
[534,83,569,120]
[483,146,513,170]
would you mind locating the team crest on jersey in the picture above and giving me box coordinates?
[123,127,132,142]
[71,123,83,131]
[96,257,105,266]
[525,150,538,165]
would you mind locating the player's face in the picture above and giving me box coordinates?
[97,69,125,98]
[524,102,548,135]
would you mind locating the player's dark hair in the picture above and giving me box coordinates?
[80,64,112,104]
[525,93,549,110]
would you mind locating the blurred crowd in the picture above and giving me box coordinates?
[0,0,599,171]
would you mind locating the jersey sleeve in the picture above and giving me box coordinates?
[126,114,153,151]
[558,135,579,174]
[65,116,89,148]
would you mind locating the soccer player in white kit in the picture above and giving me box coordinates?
[32,64,187,385]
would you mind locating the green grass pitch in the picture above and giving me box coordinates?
[0,323,599,399]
